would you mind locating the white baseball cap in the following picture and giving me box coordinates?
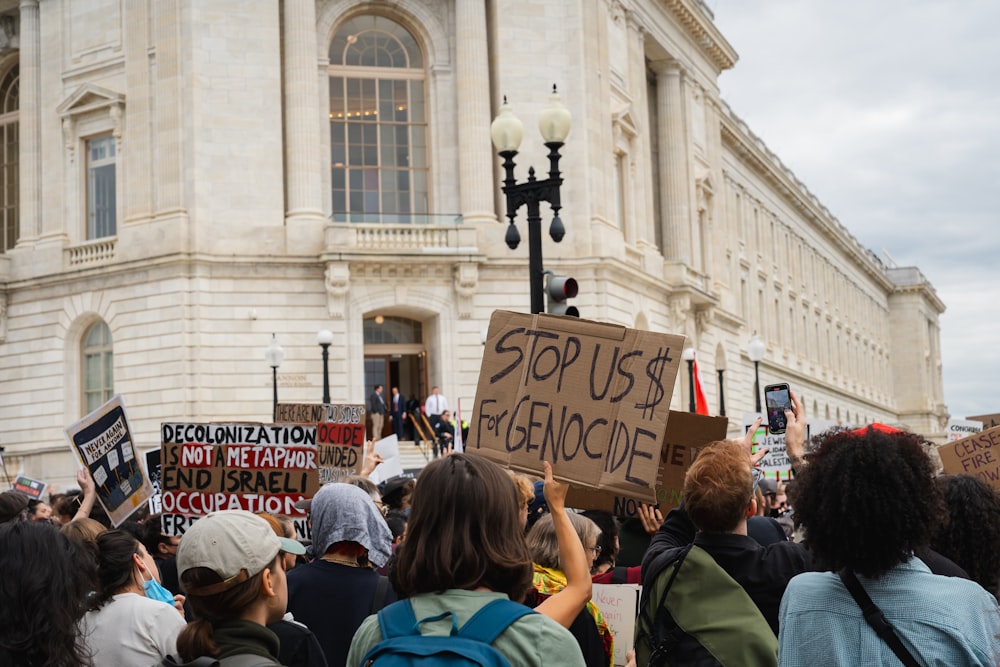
[177,510,295,596]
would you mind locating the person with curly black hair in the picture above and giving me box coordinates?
[0,521,95,666]
[778,425,1000,666]
[932,473,1000,598]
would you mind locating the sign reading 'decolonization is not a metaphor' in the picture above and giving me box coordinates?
[468,310,685,502]
[159,422,321,535]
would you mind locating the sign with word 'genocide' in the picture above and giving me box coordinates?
[469,310,685,501]
[275,403,367,483]
[566,411,728,517]
[938,424,1000,491]
[159,422,321,535]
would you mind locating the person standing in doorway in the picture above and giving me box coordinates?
[368,384,387,440]
[390,387,406,440]
[424,386,449,432]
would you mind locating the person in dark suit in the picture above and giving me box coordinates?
[368,384,386,439]
[390,386,406,440]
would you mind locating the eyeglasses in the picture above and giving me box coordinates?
[587,545,602,556]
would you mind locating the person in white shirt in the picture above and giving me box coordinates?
[424,386,450,433]
[82,529,187,665]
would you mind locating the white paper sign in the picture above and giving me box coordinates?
[591,583,641,666]
[946,418,983,442]
[369,435,404,484]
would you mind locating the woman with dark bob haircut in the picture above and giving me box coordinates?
[0,521,95,666]
[347,453,585,666]
[779,427,1000,666]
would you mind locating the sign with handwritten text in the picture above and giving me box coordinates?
[468,310,684,501]
[938,424,1000,490]
[592,584,641,665]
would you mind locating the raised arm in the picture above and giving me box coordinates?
[535,461,592,628]
[72,467,97,522]
[783,391,807,471]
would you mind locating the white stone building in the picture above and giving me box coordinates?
[0,0,947,489]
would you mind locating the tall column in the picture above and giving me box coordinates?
[283,0,323,225]
[454,0,496,226]
[18,0,40,242]
[153,0,185,219]
[123,1,152,223]
[653,59,691,263]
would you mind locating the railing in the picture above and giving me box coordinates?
[67,237,116,267]
[325,213,479,254]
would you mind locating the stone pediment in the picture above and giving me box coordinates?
[612,102,639,138]
[57,83,124,118]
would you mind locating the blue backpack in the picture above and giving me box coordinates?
[359,598,535,666]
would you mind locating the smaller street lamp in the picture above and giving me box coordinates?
[716,353,727,418]
[747,333,766,413]
[681,347,696,413]
[317,329,334,404]
[265,334,285,422]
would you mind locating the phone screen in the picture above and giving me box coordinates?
[765,384,791,434]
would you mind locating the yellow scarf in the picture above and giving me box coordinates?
[532,564,614,667]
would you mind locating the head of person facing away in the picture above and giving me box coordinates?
[390,453,533,601]
[527,511,602,572]
[684,439,756,534]
[175,511,289,661]
[931,473,1000,596]
[789,426,946,578]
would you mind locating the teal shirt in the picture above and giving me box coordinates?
[779,557,1000,666]
[347,589,586,666]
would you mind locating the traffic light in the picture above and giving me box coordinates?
[545,272,579,317]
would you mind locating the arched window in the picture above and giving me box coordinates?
[329,15,428,224]
[82,321,113,413]
[363,315,422,345]
[0,64,17,252]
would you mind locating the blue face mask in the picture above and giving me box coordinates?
[141,568,176,606]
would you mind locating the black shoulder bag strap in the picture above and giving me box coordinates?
[838,570,921,667]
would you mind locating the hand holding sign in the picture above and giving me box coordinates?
[744,417,767,465]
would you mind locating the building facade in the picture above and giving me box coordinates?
[0,0,947,489]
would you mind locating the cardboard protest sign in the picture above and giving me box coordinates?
[159,422,320,535]
[468,311,684,501]
[592,584,641,666]
[937,424,1000,490]
[967,413,1000,429]
[12,475,47,500]
[565,411,728,517]
[743,414,838,480]
[146,449,162,515]
[65,395,153,527]
[275,403,367,483]
[946,418,983,441]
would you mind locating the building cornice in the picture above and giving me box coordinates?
[663,0,738,72]
[718,101,895,293]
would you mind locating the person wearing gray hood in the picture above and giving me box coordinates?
[286,482,395,666]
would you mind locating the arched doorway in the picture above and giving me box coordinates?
[363,315,426,440]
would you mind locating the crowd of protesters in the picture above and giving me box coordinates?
[1,391,999,666]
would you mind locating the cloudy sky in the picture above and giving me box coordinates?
[710,1,1000,420]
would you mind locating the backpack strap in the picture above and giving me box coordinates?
[218,654,278,667]
[457,599,535,645]
[378,599,420,639]
[838,570,921,667]
[610,566,629,584]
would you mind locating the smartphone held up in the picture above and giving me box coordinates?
[764,383,792,435]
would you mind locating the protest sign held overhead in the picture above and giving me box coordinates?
[159,422,320,535]
[12,475,47,500]
[469,310,685,501]
[938,424,1000,490]
[946,418,983,441]
[276,403,367,483]
[65,395,153,527]
[967,413,1000,429]
[566,411,727,517]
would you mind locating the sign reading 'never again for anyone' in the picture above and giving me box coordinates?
[468,311,685,501]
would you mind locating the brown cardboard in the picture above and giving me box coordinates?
[937,425,1000,491]
[967,413,1000,429]
[565,410,728,516]
[467,310,685,502]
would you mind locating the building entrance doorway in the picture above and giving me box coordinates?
[363,316,427,440]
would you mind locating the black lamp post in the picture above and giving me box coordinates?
[316,329,333,404]
[264,334,284,421]
[717,368,726,417]
[747,333,766,413]
[682,347,696,413]
[491,85,572,314]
